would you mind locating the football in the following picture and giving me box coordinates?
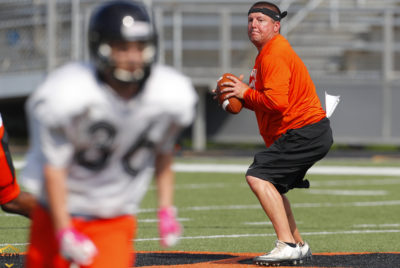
[216,73,244,114]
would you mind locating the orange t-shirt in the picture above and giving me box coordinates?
[243,34,326,147]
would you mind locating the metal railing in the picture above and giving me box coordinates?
[1,0,399,81]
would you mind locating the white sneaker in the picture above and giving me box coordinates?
[253,240,302,266]
[298,241,312,260]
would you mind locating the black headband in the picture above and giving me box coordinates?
[248,8,287,21]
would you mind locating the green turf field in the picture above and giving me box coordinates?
[1,157,400,255]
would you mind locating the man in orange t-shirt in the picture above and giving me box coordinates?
[0,114,36,218]
[216,1,333,266]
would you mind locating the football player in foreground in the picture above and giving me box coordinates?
[22,1,197,267]
[216,1,333,266]
[0,114,36,218]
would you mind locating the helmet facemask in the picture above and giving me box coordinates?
[88,1,157,86]
[97,41,156,84]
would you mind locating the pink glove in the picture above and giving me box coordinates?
[57,227,98,265]
[158,207,182,247]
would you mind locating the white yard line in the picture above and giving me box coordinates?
[243,221,303,226]
[243,221,274,226]
[172,178,400,190]
[310,166,400,176]
[354,223,400,228]
[138,218,190,223]
[137,200,400,213]
[134,229,400,242]
[312,178,400,186]
[3,229,398,246]
[14,160,400,176]
[172,163,400,176]
[0,242,29,247]
[306,189,387,196]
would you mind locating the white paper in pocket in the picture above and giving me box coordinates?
[325,91,340,118]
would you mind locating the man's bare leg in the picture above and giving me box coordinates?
[246,176,295,243]
[282,194,303,244]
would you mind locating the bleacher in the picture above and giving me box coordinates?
[0,0,400,148]
[0,0,399,89]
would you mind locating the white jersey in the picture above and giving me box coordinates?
[22,62,197,218]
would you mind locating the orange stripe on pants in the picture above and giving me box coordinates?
[26,205,136,268]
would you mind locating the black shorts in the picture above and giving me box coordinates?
[246,117,333,194]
